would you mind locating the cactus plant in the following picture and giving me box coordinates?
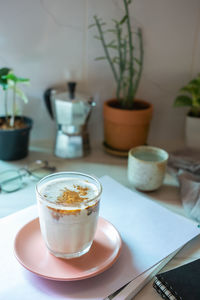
[90,0,143,109]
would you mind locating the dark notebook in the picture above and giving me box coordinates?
[153,259,200,300]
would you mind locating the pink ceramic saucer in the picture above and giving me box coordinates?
[14,217,122,281]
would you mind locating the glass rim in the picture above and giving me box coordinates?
[36,171,102,207]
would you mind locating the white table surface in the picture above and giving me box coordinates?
[0,140,200,299]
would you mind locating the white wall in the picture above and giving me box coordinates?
[0,0,200,151]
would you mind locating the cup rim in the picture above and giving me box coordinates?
[36,171,102,208]
[128,146,169,163]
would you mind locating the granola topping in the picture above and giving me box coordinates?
[40,178,99,218]
[57,185,89,205]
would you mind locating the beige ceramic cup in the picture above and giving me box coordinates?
[128,146,169,191]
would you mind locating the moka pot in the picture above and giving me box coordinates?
[44,82,95,158]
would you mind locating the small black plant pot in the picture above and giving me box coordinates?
[0,116,33,161]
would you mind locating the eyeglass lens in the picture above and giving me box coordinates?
[0,160,56,193]
[0,170,23,192]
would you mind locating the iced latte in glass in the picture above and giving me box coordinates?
[36,172,102,259]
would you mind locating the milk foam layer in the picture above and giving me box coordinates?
[39,177,99,208]
[37,174,101,259]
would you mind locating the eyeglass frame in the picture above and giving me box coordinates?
[0,160,56,193]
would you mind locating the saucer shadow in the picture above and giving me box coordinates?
[24,242,136,299]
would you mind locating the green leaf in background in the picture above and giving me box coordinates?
[0,68,11,78]
[188,74,200,85]
[106,29,117,33]
[88,23,96,29]
[90,0,143,107]
[3,73,30,84]
[0,68,12,90]
[107,40,116,46]
[112,57,120,63]
[180,85,199,95]
[174,95,192,107]
[17,77,30,83]
[111,18,119,25]
[94,35,101,40]
[119,15,128,25]
[106,44,118,49]
[0,68,30,127]
[197,97,200,105]
[3,73,18,82]
[188,79,200,86]
[95,56,107,61]
[134,57,141,65]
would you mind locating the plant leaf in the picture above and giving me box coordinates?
[3,73,30,83]
[180,85,199,95]
[18,78,30,84]
[88,23,96,29]
[119,15,128,25]
[0,67,11,77]
[188,79,200,86]
[0,67,11,89]
[134,58,141,65]
[95,57,107,61]
[16,77,30,83]
[107,40,116,45]
[106,44,118,49]
[106,29,117,33]
[4,73,18,82]
[188,74,200,86]
[174,95,192,107]
[94,35,101,40]
[197,97,200,106]
[112,57,120,63]
[111,18,119,25]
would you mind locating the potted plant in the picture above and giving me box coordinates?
[174,74,200,149]
[0,68,32,160]
[90,0,153,153]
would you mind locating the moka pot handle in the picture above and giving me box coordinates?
[43,88,55,119]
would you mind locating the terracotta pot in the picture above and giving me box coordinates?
[103,99,153,151]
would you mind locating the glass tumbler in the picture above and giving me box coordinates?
[36,172,102,259]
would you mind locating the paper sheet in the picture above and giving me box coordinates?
[0,176,199,300]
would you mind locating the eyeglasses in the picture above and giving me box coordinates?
[0,160,56,193]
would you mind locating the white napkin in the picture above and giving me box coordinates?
[168,148,200,222]
[168,149,200,175]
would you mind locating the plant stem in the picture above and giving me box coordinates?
[4,89,9,126]
[132,28,143,99]
[124,0,134,105]
[190,94,200,116]
[94,16,118,83]
[10,83,16,127]
[116,23,124,102]
[122,39,127,106]
[192,93,199,107]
